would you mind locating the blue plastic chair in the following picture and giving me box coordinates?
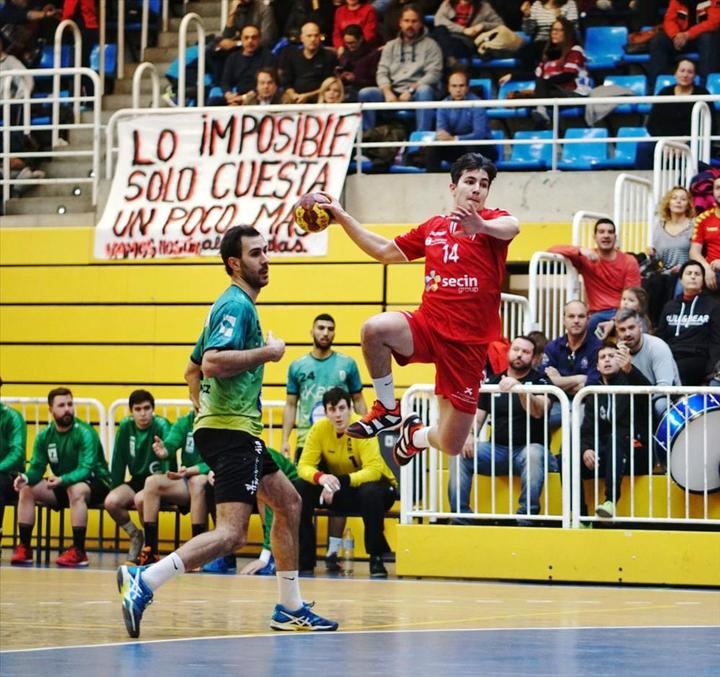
[585,26,628,71]
[653,73,701,94]
[488,80,534,119]
[469,77,493,101]
[89,44,118,75]
[38,45,73,69]
[602,74,648,114]
[707,72,720,110]
[389,130,433,173]
[599,127,651,168]
[207,86,226,105]
[471,31,530,70]
[558,128,609,170]
[500,130,553,171]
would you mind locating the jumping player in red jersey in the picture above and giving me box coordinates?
[324,153,519,465]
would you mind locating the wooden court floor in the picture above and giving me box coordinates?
[1,554,719,676]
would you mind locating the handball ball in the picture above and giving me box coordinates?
[293,192,332,233]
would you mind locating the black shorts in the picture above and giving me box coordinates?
[194,428,279,505]
[52,479,109,510]
[124,476,147,494]
[0,472,16,505]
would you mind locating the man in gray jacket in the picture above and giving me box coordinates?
[359,5,443,132]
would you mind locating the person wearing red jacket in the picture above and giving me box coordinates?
[548,218,642,335]
[62,0,98,86]
[648,0,720,86]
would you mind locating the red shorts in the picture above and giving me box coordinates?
[392,309,487,415]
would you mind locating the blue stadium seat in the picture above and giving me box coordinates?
[499,130,553,171]
[207,86,226,105]
[471,31,530,70]
[487,80,534,119]
[707,73,720,110]
[38,45,73,69]
[602,74,648,114]
[389,130,434,173]
[653,73,701,94]
[89,44,118,76]
[585,26,628,71]
[469,77,493,101]
[558,128,609,170]
[599,126,651,168]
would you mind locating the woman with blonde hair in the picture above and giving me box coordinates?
[317,76,345,103]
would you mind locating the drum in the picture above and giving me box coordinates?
[655,393,720,493]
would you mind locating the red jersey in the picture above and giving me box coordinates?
[692,207,720,262]
[393,209,513,344]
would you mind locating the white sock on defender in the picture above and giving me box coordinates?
[277,570,304,610]
[372,375,396,409]
[142,552,185,591]
[412,426,430,449]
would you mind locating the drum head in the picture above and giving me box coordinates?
[669,407,720,493]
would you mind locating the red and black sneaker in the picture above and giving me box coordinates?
[346,399,402,439]
[10,544,33,566]
[130,546,161,568]
[56,547,89,568]
[393,415,425,467]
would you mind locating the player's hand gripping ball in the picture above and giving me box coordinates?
[293,192,332,233]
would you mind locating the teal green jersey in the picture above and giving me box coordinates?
[287,352,363,446]
[0,404,26,474]
[194,284,264,436]
[25,419,110,488]
[111,415,173,487]
[163,411,209,474]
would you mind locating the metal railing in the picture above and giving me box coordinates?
[132,62,162,108]
[613,173,653,255]
[653,139,694,205]
[572,209,611,251]
[177,13,206,107]
[528,252,580,337]
[399,384,572,528]
[0,67,102,208]
[571,385,720,528]
[500,292,531,338]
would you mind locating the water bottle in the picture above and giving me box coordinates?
[342,526,354,576]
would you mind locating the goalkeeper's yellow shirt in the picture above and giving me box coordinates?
[298,414,398,489]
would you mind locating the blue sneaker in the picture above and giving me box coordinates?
[256,554,275,576]
[117,565,153,639]
[202,555,237,574]
[270,603,338,632]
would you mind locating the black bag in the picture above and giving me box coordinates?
[362,123,407,168]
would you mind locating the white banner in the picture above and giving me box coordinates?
[95,108,361,260]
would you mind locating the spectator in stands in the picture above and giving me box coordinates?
[520,0,579,66]
[648,0,720,87]
[221,0,277,49]
[541,299,601,428]
[655,260,720,385]
[427,66,497,171]
[689,173,720,291]
[11,387,110,567]
[527,329,549,368]
[431,0,504,65]
[614,307,680,418]
[221,24,275,106]
[129,409,210,566]
[61,0,98,85]
[242,66,284,105]
[279,21,339,104]
[548,218,642,334]
[283,0,336,42]
[317,75,345,102]
[448,336,558,526]
[336,24,382,101]
[595,286,652,339]
[580,342,652,518]
[528,15,590,129]
[359,5,443,132]
[295,387,397,578]
[0,378,26,546]
[644,185,696,321]
[103,389,172,562]
[333,0,380,52]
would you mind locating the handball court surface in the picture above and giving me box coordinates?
[1,555,718,676]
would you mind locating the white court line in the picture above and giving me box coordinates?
[178,600,209,604]
[675,601,702,605]
[81,601,112,605]
[569,601,601,604]
[526,600,553,604]
[625,601,652,605]
[2,624,719,655]
[37,602,62,606]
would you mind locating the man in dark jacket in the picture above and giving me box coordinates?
[648,0,720,86]
[655,260,720,385]
[221,24,275,105]
[580,342,652,519]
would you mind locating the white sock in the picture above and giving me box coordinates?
[276,570,303,610]
[372,374,396,409]
[142,552,185,591]
[121,520,138,536]
[412,426,430,449]
[327,537,342,556]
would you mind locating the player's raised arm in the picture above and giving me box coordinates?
[324,196,406,264]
